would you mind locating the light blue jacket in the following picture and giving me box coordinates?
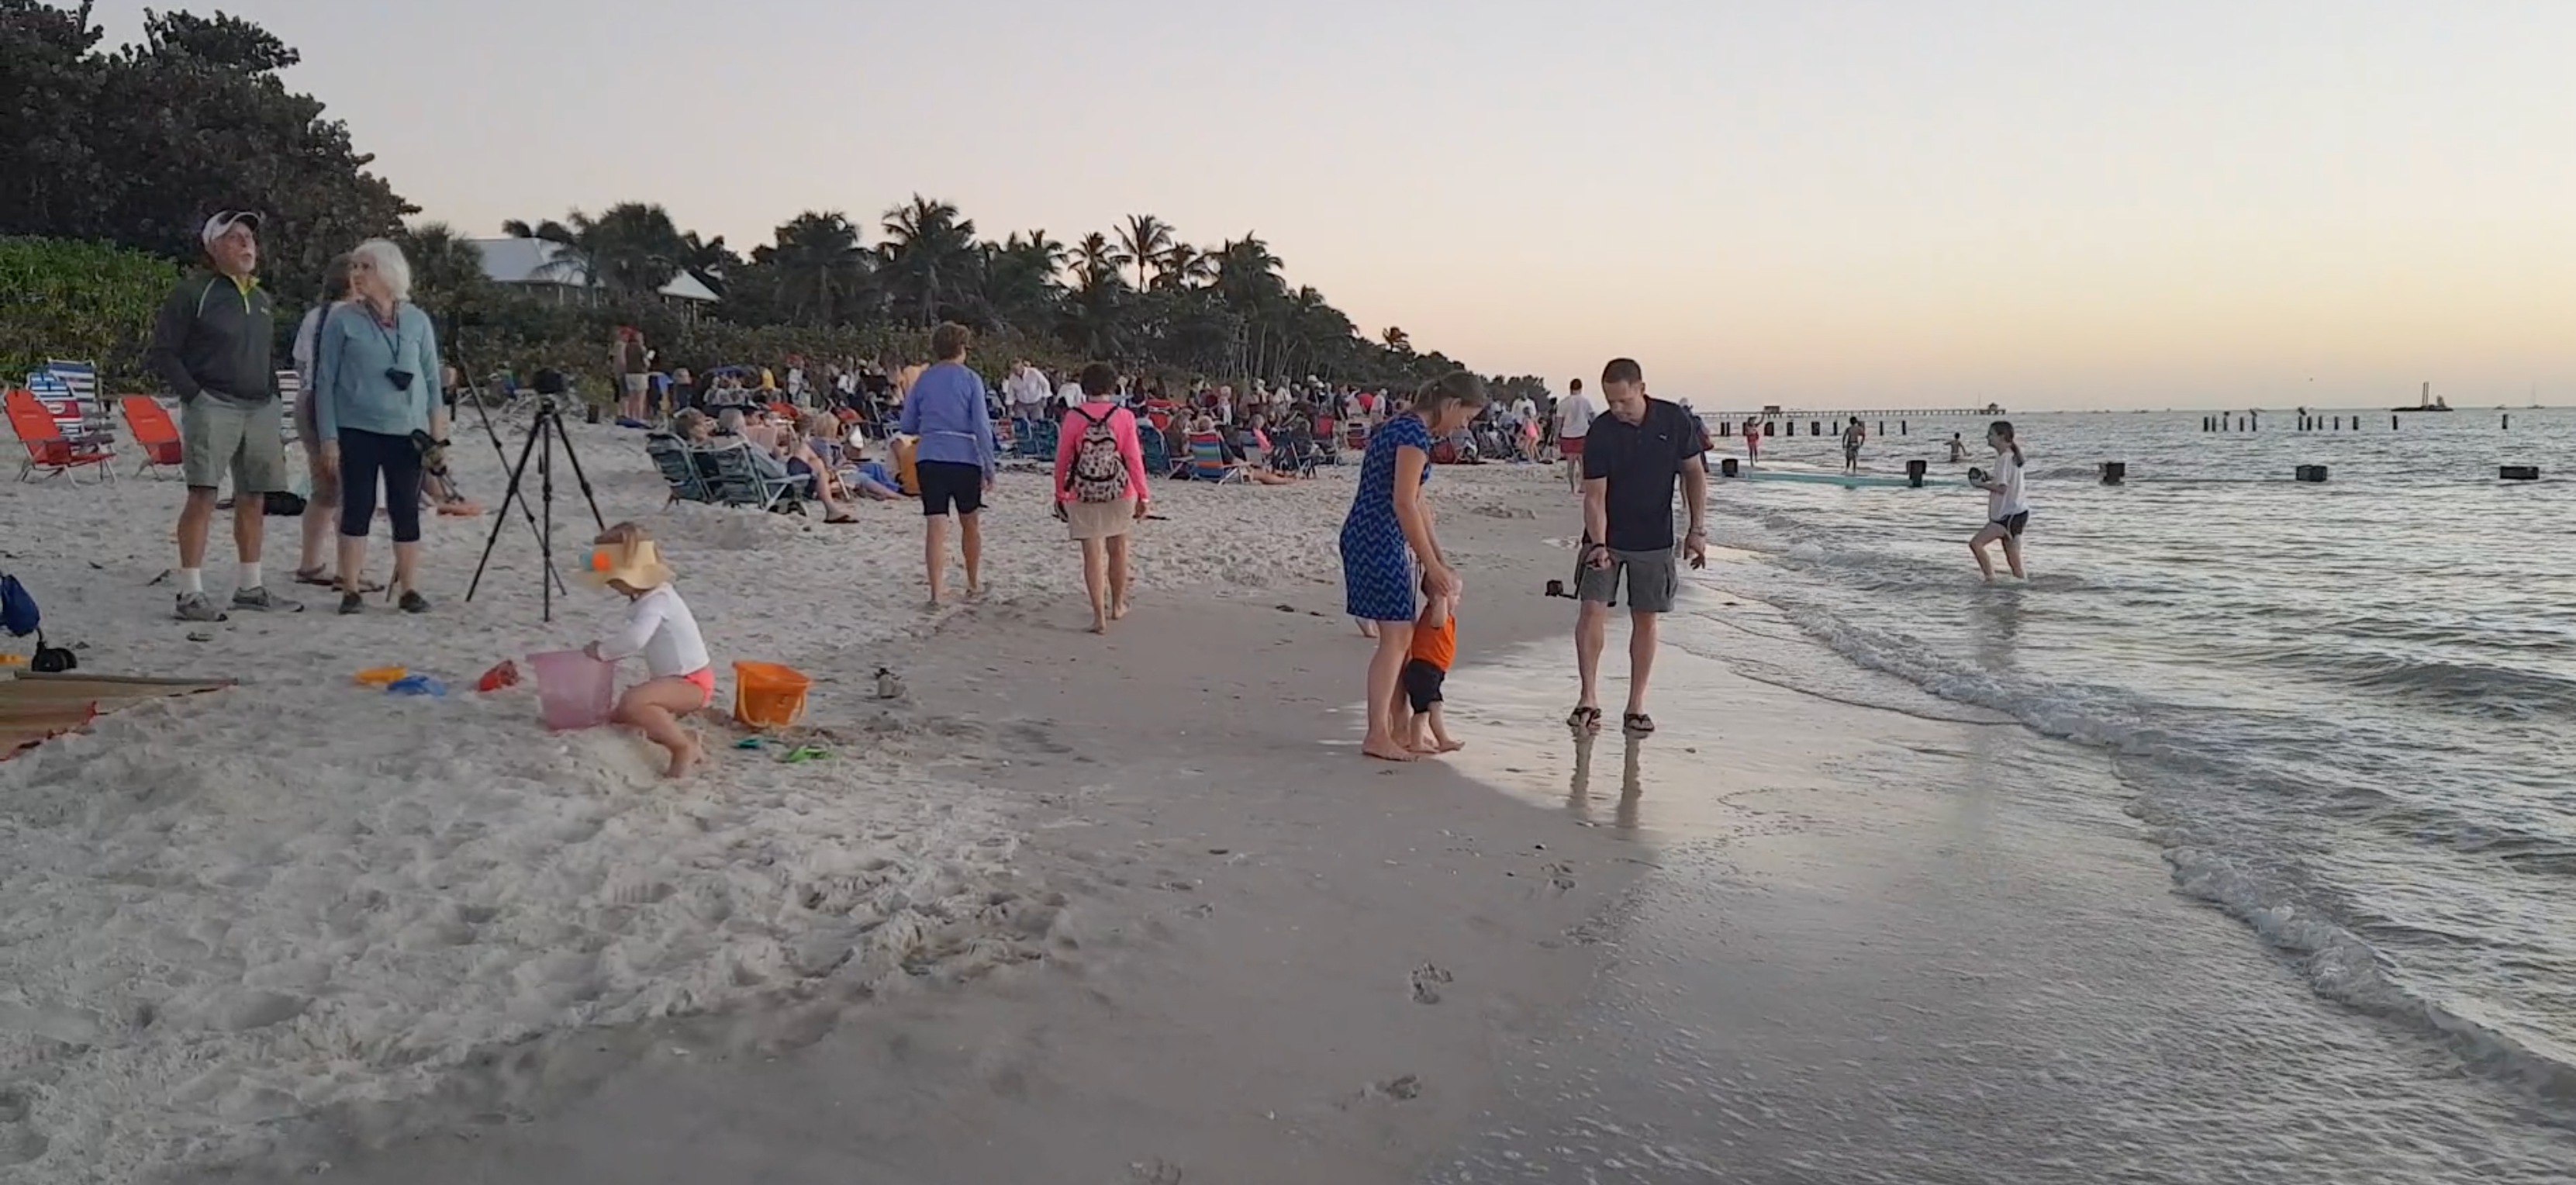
[315,301,440,442]
[899,361,998,478]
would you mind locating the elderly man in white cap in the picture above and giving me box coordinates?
[144,210,298,621]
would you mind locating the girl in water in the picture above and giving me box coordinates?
[1968,420,2029,582]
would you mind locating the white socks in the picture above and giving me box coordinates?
[178,568,204,595]
[238,561,262,591]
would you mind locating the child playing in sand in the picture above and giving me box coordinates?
[581,523,711,778]
[1399,575,1463,755]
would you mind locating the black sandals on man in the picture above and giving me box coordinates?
[1567,705,1603,733]
[1622,713,1656,736]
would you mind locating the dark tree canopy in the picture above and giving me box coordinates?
[0,0,411,302]
[0,3,1532,394]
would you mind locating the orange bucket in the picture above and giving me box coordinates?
[731,660,811,728]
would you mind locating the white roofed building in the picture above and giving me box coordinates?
[468,238,720,311]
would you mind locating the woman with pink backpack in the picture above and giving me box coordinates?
[1052,362,1152,634]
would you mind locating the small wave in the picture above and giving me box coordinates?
[2159,840,2576,1104]
[1725,567,2576,1104]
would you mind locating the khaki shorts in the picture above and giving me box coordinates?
[623,374,651,397]
[1575,543,1680,613]
[181,396,288,492]
[1063,497,1135,541]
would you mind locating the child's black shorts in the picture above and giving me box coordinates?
[1401,658,1448,713]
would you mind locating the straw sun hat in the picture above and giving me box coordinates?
[583,539,674,590]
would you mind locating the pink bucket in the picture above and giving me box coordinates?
[529,649,616,731]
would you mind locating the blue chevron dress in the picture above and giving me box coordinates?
[1338,413,1435,622]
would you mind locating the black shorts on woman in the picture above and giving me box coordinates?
[915,460,984,517]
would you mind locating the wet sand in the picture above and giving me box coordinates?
[156,473,2576,1183]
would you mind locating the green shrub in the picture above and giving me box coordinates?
[0,237,182,389]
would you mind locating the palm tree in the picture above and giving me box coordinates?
[753,211,871,326]
[979,230,1067,334]
[500,203,685,295]
[1072,231,1131,291]
[1117,213,1175,294]
[395,222,488,302]
[1382,326,1412,353]
[1152,242,1217,291]
[879,194,979,326]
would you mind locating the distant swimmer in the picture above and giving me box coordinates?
[1742,417,1761,465]
[1841,416,1866,474]
[1967,420,2030,582]
[1947,432,1967,463]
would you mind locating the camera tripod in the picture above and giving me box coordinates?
[465,397,605,622]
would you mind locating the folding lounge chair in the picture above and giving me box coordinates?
[1271,430,1322,478]
[1137,425,1170,480]
[119,396,185,477]
[645,434,716,504]
[1185,434,1246,484]
[8,389,115,483]
[699,441,810,513]
[275,370,302,444]
[40,361,112,439]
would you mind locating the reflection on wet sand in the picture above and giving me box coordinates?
[1562,733,1644,832]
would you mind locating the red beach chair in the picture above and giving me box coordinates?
[8,389,116,483]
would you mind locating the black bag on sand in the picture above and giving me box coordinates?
[264,490,306,516]
[2,572,76,672]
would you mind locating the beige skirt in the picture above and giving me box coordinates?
[1064,497,1135,541]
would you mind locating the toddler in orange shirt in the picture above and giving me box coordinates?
[1399,574,1463,755]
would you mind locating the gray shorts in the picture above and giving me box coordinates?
[623,374,651,396]
[181,396,288,492]
[1576,544,1680,613]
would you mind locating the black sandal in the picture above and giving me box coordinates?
[1623,713,1656,736]
[297,568,385,593]
[1567,706,1603,733]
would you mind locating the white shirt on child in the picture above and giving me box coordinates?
[1989,454,2030,520]
[597,585,710,679]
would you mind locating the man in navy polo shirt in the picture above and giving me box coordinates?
[1571,357,1707,737]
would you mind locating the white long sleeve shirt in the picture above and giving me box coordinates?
[596,585,711,679]
[1004,368,1051,409]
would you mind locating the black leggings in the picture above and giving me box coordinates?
[338,427,423,543]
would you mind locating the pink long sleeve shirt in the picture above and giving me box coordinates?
[1052,401,1152,503]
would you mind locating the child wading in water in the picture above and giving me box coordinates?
[583,522,712,777]
[1399,574,1464,755]
[1968,420,2031,582]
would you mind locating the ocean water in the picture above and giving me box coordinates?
[1691,406,2576,1104]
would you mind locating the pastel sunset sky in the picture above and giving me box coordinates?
[100,0,2576,408]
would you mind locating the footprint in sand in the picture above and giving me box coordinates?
[0,1089,48,1166]
[1409,962,1453,1004]
[1121,1158,1184,1184]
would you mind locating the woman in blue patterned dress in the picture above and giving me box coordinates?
[1339,371,1490,762]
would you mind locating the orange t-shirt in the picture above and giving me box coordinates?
[1409,611,1456,671]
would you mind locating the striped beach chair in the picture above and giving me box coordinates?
[40,361,111,435]
[275,369,302,444]
[1184,433,1245,484]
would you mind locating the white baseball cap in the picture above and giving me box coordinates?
[200,210,262,246]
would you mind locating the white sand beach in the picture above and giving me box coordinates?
[0,410,1579,1183]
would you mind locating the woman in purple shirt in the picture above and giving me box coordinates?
[897,322,1000,606]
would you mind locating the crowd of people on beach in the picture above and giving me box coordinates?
[120,206,2032,781]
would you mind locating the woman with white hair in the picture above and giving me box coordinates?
[314,237,444,614]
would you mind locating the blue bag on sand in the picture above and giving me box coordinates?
[1,573,40,637]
